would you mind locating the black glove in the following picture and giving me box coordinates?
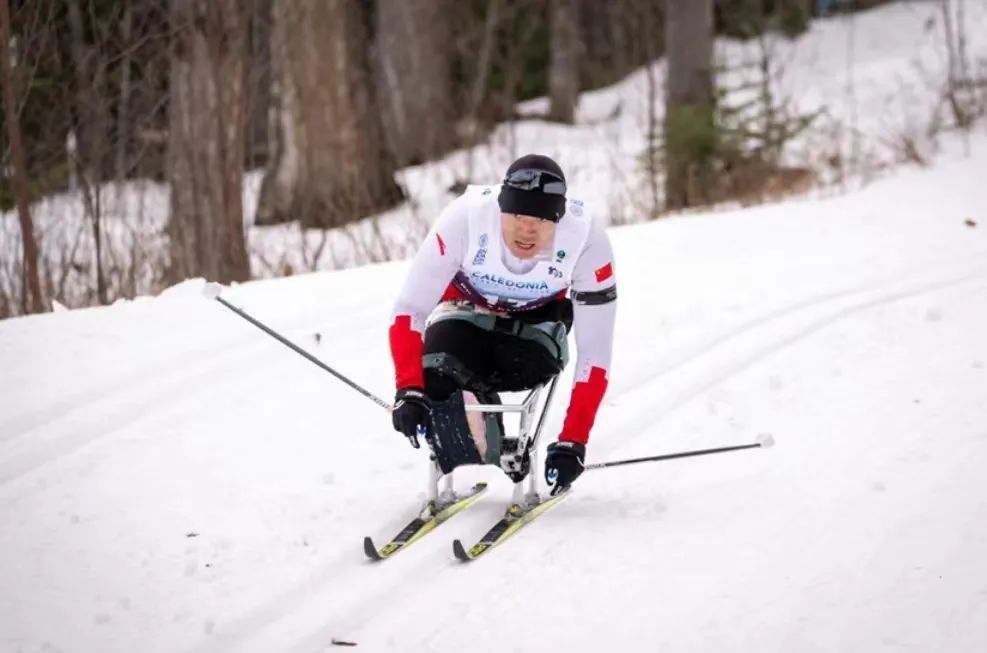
[544,440,586,495]
[392,387,431,448]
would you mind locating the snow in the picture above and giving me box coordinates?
[3,128,986,650]
[4,2,987,651]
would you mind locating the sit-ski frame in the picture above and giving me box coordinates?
[427,375,561,508]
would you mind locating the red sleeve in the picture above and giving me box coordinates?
[560,219,616,445]
[389,195,471,391]
[389,315,424,389]
[559,366,608,445]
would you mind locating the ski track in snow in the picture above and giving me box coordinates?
[0,342,271,489]
[600,254,987,458]
[0,294,385,444]
[616,252,987,395]
[3,224,985,653]
[170,256,987,652]
[0,297,390,496]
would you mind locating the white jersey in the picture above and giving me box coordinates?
[390,184,617,444]
[447,184,593,311]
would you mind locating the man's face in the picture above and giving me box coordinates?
[500,213,557,259]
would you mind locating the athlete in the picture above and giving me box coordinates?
[388,154,616,495]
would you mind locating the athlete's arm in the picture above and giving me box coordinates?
[389,196,469,390]
[558,219,617,444]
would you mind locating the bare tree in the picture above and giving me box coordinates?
[548,0,581,123]
[940,0,978,130]
[246,0,273,168]
[376,0,457,166]
[115,2,133,183]
[257,0,402,229]
[0,0,43,314]
[166,0,250,284]
[458,0,503,183]
[636,0,663,219]
[66,1,110,184]
[664,0,714,210]
[66,0,110,304]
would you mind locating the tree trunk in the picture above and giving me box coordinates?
[461,0,502,181]
[257,0,403,229]
[246,0,273,168]
[548,0,581,123]
[66,2,111,182]
[66,0,108,304]
[639,0,661,220]
[115,2,133,182]
[375,0,456,166]
[0,0,44,314]
[166,0,251,284]
[664,0,715,210]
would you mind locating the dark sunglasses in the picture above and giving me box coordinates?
[503,168,567,196]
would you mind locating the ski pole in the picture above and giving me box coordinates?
[585,433,774,471]
[203,282,393,411]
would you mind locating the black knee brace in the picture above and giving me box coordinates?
[427,391,483,474]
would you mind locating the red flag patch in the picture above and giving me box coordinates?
[594,262,613,283]
[436,233,446,256]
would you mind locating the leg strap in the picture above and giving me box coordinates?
[423,352,491,394]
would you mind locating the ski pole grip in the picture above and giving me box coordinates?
[203,282,223,300]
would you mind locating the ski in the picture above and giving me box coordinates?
[364,482,488,560]
[452,490,570,562]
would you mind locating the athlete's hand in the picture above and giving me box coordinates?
[391,388,431,448]
[544,440,585,495]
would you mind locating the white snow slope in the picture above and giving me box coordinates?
[3,130,987,651]
[4,3,987,652]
